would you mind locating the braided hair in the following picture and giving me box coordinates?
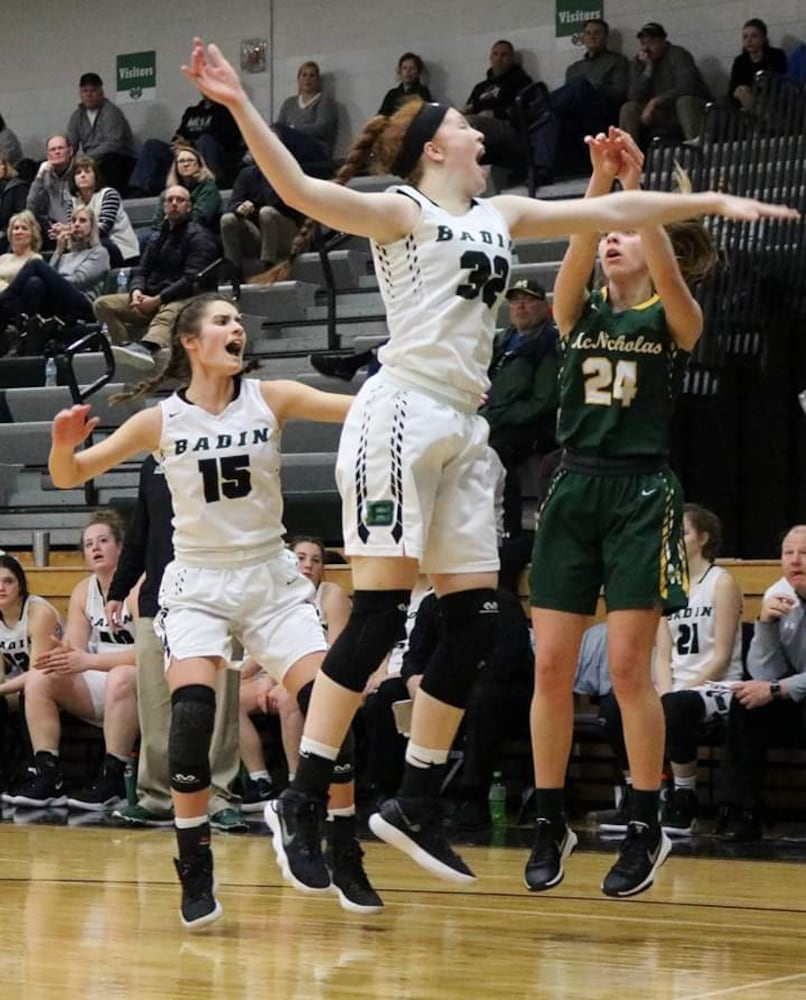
[255,98,429,285]
[109,293,258,404]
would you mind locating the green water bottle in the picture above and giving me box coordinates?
[488,771,507,826]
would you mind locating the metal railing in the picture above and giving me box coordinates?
[644,73,806,393]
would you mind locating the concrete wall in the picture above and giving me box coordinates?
[2,0,804,159]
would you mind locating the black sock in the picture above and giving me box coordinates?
[399,760,447,799]
[631,789,661,828]
[176,821,211,860]
[535,787,565,824]
[293,751,335,801]
[34,750,59,770]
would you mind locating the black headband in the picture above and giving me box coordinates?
[392,102,450,178]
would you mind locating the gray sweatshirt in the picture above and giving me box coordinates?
[50,244,110,301]
[747,599,806,702]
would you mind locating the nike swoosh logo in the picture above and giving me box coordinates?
[641,489,657,497]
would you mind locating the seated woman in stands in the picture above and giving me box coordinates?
[4,510,139,811]
[728,18,788,109]
[0,210,42,292]
[378,53,433,117]
[275,61,338,162]
[0,555,63,796]
[238,536,350,810]
[149,144,222,238]
[68,155,139,268]
[0,206,109,354]
[0,157,30,252]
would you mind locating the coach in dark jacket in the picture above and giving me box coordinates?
[93,184,219,364]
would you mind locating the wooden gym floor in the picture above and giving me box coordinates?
[1,817,805,999]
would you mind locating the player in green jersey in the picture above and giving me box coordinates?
[525,129,718,899]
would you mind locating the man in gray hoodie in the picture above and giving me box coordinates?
[716,525,806,840]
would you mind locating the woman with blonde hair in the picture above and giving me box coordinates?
[275,60,338,159]
[0,210,41,292]
[69,155,139,266]
[0,206,109,352]
[150,144,222,234]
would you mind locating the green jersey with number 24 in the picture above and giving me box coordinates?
[556,287,688,458]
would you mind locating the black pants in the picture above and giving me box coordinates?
[457,676,532,796]
[661,689,708,763]
[716,697,806,810]
[489,424,556,538]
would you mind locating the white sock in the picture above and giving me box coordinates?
[674,774,697,791]
[299,736,339,761]
[404,742,449,769]
[175,814,208,829]
[248,770,270,782]
[327,805,356,820]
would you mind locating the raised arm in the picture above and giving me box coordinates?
[182,39,416,243]
[551,130,629,335]
[49,404,161,488]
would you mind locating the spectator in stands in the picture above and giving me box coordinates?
[148,145,223,238]
[108,455,247,832]
[4,511,139,810]
[524,19,629,187]
[0,206,109,354]
[716,524,806,841]
[26,135,73,242]
[129,97,244,195]
[728,18,788,109]
[619,23,711,144]
[480,277,559,539]
[68,155,139,268]
[0,158,30,252]
[66,73,136,195]
[378,53,433,117]
[93,184,219,369]
[0,210,42,294]
[0,113,22,167]
[595,505,744,836]
[276,61,338,160]
[220,161,300,281]
[462,39,532,177]
[0,556,62,794]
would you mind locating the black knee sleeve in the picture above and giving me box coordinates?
[420,588,499,710]
[662,689,705,764]
[331,729,355,785]
[321,589,409,693]
[296,679,314,716]
[169,684,215,794]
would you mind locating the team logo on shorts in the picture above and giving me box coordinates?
[365,500,395,526]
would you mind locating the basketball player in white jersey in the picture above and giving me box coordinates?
[180,38,797,893]
[10,511,140,811]
[0,554,61,703]
[656,504,743,835]
[48,293,378,930]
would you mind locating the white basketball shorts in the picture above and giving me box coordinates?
[156,547,327,681]
[337,371,499,575]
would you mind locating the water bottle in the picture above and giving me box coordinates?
[44,355,58,387]
[116,269,129,295]
[488,771,507,827]
[124,752,139,806]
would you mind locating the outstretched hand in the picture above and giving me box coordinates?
[182,37,245,109]
[717,194,800,222]
[52,404,98,449]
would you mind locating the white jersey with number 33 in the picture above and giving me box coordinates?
[373,186,512,406]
